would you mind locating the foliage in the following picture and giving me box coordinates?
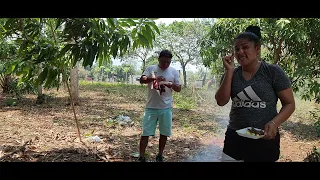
[304,146,320,162]
[310,110,320,137]
[0,18,160,92]
[155,20,211,87]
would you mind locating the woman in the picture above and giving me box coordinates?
[215,26,295,162]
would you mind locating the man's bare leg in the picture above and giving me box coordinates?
[139,136,149,161]
[156,134,167,162]
[159,134,167,155]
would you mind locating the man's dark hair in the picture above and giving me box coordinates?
[234,25,261,45]
[159,50,173,58]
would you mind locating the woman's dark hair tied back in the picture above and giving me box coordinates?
[235,25,262,45]
[245,25,261,40]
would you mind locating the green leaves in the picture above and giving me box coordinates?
[37,67,48,86]
[147,21,160,35]
[106,18,116,28]
[0,18,160,93]
[59,44,73,58]
[142,29,153,44]
[138,33,150,48]
[44,68,59,88]
[110,40,119,59]
[55,18,63,30]
[145,24,155,40]
[276,18,291,29]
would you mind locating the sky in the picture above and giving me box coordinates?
[113,18,200,73]
[154,18,194,25]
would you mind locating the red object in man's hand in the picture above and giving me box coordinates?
[153,80,159,89]
[152,76,168,95]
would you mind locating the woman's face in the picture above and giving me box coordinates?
[234,38,260,67]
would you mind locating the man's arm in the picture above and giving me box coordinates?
[139,66,154,84]
[171,83,181,92]
[140,75,155,84]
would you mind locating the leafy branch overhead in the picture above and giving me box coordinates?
[0,18,160,89]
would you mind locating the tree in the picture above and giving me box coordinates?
[120,48,154,72]
[155,20,210,88]
[145,54,159,68]
[0,40,17,93]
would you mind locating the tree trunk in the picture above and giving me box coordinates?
[202,70,207,87]
[2,75,12,93]
[182,65,187,88]
[37,85,42,97]
[274,38,284,64]
[126,72,128,83]
[70,62,79,105]
[142,60,146,72]
[37,66,43,97]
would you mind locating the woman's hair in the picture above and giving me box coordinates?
[234,25,261,46]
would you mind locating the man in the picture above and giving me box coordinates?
[138,50,181,162]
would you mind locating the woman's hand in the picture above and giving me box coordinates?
[263,121,278,140]
[222,53,235,72]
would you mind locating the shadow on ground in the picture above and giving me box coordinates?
[281,121,319,141]
[0,133,204,162]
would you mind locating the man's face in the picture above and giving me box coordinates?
[158,56,171,70]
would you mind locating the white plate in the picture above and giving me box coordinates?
[236,127,265,139]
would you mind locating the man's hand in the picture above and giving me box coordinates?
[141,76,156,81]
[140,75,156,84]
[164,81,173,88]
[141,76,147,81]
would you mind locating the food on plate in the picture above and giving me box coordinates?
[246,127,264,136]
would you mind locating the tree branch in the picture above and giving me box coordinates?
[49,19,82,142]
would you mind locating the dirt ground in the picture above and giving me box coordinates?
[0,83,319,162]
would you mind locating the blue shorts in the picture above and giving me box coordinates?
[142,108,172,137]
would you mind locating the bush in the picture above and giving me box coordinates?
[310,110,320,137]
[304,146,320,162]
[173,88,196,110]
[315,120,320,137]
[5,78,37,99]
[5,98,17,106]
